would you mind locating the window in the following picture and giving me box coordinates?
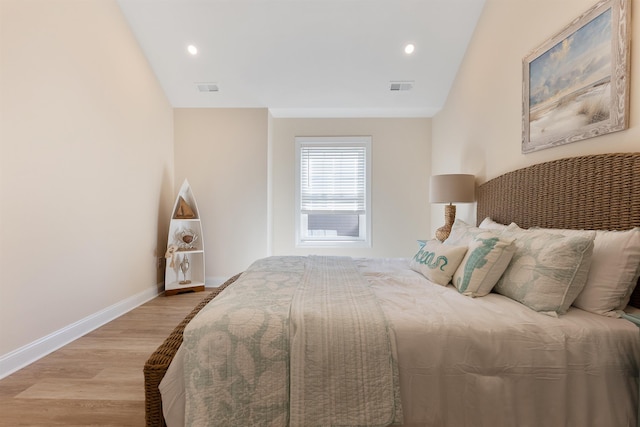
[295,136,371,247]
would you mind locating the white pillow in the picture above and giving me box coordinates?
[531,227,640,317]
[444,219,487,246]
[410,239,468,286]
[478,217,510,231]
[494,226,595,317]
[453,232,516,297]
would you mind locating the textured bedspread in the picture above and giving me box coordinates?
[181,256,401,426]
[162,257,640,427]
[290,256,402,426]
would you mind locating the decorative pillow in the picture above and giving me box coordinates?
[494,226,595,317]
[452,232,516,297]
[410,239,468,286]
[478,217,510,231]
[531,227,640,317]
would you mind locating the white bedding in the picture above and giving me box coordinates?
[160,257,640,427]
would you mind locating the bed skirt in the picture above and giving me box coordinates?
[143,273,241,427]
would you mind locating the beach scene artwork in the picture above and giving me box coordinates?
[528,8,612,145]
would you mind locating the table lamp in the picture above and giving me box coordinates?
[430,174,475,241]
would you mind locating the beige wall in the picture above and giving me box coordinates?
[270,117,432,258]
[173,113,430,276]
[0,1,174,357]
[173,109,269,281]
[432,0,640,232]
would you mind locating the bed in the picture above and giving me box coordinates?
[145,152,640,427]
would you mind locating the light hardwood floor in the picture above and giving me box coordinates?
[0,290,211,427]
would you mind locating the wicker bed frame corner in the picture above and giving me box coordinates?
[144,273,241,427]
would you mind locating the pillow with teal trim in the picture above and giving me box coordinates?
[494,226,595,317]
[452,232,516,297]
[410,239,468,286]
[529,226,640,317]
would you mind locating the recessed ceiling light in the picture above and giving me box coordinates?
[404,44,415,55]
[187,44,198,55]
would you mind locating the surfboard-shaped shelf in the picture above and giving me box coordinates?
[165,179,205,296]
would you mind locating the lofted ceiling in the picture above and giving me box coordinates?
[117,0,485,118]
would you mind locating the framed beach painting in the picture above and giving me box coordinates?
[522,0,630,153]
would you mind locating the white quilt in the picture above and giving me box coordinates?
[161,257,640,427]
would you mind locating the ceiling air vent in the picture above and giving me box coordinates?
[389,81,414,91]
[196,83,219,92]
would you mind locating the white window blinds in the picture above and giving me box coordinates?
[300,145,367,214]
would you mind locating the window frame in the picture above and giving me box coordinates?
[295,136,372,248]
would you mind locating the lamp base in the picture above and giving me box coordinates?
[435,204,456,241]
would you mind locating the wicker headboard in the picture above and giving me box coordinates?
[476,152,640,306]
[477,153,640,230]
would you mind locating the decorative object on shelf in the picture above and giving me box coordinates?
[175,196,196,219]
[176,228,198,250]
[430,174,475,242]
[165,244,179,268]
[165,179,205,296]
[522,0,630,153]
[179,255,191,285]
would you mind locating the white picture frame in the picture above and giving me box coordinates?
[522,0,630,153]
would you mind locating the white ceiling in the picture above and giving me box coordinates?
[117,0,485,118]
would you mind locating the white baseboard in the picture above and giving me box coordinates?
[0,283,163,380]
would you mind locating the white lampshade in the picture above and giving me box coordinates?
[430,174,475,204]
